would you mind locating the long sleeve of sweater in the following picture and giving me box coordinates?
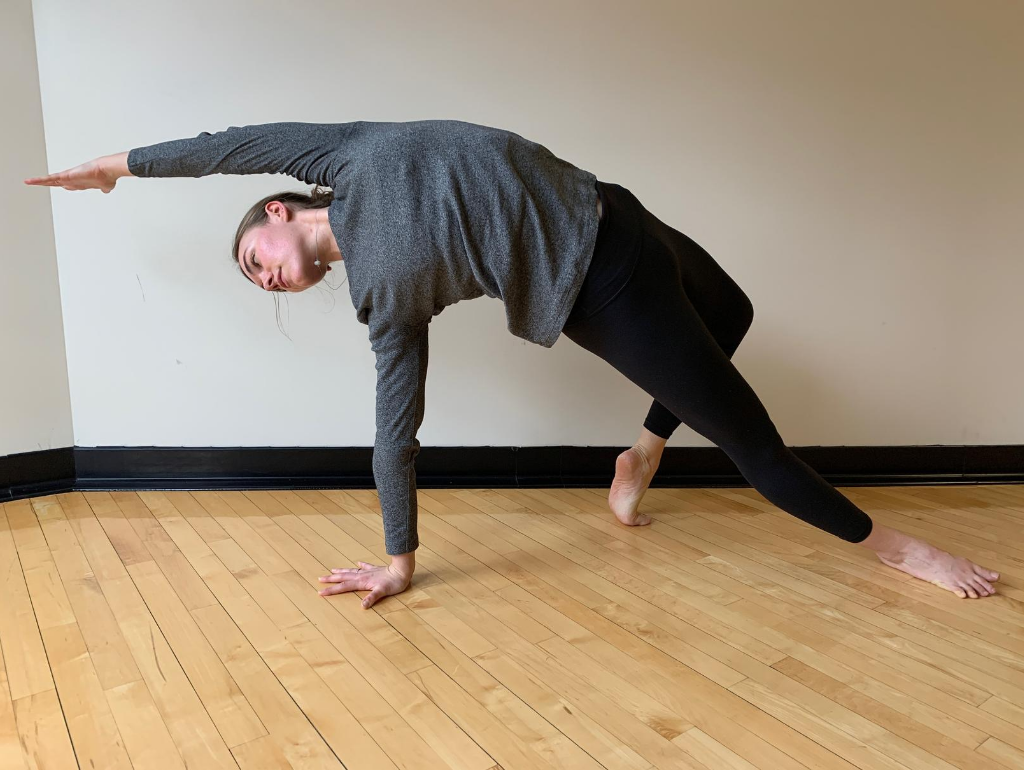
[126,121,360,186]
[369,317,430,555]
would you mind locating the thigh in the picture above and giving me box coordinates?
[637,205,754,354]
[563,222,780,451]
[571,181,754,359]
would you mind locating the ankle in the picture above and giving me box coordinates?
[629,445,661,478]
[635,429,666,466]
[859,523,919,560]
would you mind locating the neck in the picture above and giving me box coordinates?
[310,208,343,264]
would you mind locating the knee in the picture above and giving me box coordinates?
[739,292,754,332]
[723,292,754,356]
[721,426,787,468]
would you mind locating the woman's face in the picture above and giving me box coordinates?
[237,203,326,292]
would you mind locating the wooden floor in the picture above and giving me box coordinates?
[1,484,1022,769]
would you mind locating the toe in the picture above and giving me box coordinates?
[628,511,651,526]
[963,584,979,599]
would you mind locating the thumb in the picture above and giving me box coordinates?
[362,589,384,609]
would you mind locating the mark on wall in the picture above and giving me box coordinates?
[137,274,146,302]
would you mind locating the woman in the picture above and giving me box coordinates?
[25,119,999,606]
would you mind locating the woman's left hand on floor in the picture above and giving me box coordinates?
[318,562,412,608]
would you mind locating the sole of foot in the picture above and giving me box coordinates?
[877,538,1000,598]
[608,446,657,526]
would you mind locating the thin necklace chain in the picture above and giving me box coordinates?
[314,211,341,290]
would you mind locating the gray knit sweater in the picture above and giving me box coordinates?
[127,120,601,555]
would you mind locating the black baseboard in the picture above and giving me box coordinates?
[1,444,1022,504]
[0,447,76,502]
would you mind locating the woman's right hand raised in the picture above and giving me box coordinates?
[24,152,131,194]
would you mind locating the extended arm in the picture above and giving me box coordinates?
[25,121,363,192]
[125,122,354,184]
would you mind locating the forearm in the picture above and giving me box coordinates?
[371,319,430,572]
[374,444,422,557]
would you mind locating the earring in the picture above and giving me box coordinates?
[314,217,322,267]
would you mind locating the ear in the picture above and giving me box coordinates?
[264,200,291,221]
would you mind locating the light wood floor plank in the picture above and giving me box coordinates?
[39,623,133,769]
[191,603,345,768]
[13,499,132,768]
[0,592,29,770]
[4,483,1021,769]
[772,611,1024,755]
[127,559,267,747]
[103,679,187,770]
[0,502,56,700]
[421,553,836,770]
[76,493,240,769]
[472,515,790,666]
[773,657,1005,770]
[12,689,77,769]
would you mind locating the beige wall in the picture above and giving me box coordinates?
[24,0,1024,452]
[1,0,73,457]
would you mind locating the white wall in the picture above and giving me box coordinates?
[28,0,1024,452]
[1,0,73,458]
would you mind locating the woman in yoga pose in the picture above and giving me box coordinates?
[25,119,1000,607]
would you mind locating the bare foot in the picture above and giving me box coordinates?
[608,445,657,526]
[876,537,1000,599]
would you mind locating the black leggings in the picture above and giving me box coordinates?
[562,181,873,543]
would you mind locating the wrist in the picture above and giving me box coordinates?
[389,551,415,580]
[107,151,132,179]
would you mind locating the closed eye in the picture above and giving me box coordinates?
[246,248,282,291]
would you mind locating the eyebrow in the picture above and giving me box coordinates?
[240,245,256,285]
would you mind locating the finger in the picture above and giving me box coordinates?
[973,564,999,582]
[23,174,56,184]
[319,573,359,583]
[357,562,376,570]
[362,588,384,608]
[319,581,361,597]
[969,575,993,596]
